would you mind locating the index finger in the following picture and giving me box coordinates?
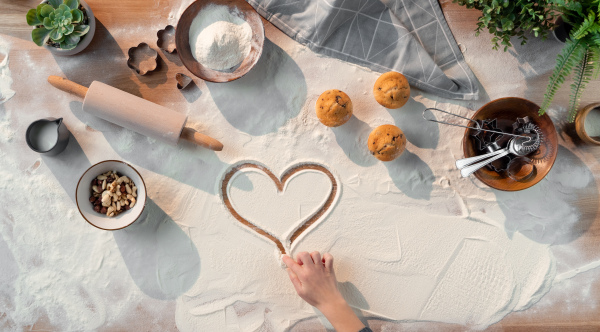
[282,254,303,275]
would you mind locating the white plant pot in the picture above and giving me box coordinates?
[38,0,96,56]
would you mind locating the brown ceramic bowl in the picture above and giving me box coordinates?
[462,97,558,191]
[175,0,265,83]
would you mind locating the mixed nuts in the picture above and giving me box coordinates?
[89,170,137,217]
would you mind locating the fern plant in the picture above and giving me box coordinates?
[540,0,600,122]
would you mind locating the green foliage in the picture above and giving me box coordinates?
[25,0,89,50]
[540,38,585,112]
[452,0,556,51]
[539,0,600,121]
[568,50,594,121]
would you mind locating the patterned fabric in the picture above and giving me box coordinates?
[247,0,480,100]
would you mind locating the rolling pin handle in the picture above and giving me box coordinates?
[47,75,89,99]
[180,127,224,151]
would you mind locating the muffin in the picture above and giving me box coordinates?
[315,89,353,127]
[373,71,410,109]
[368,124,407,161]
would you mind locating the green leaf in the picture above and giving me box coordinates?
[71,8,83,23]
[48,0,62,9]
[35,4,46,22]
[591,47,600,80]
[60,41,77,50]
[64,0,79,10]
[40,4,54,17]
[26,9,42,26]
[43,17,53,29]
[63,10,72,20]
[572,11,596,39]
[540,38,585,115]
[72,24,89,37]
[58,4,70,12]
[64,34,80,45]
[49,28,63,41]
[31,27,51,46]
[568,50,594,122]
[65,24,74,34]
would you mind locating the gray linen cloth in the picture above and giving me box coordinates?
[247,0,479,100]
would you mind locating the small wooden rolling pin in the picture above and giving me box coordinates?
[48,76,223,151]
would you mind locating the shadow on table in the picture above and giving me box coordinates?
[206,38,307,136]
[508,32,564,104]
[113,198,200,300]
[332,116,377,167]
[390,97,439,150]
[384,150,434,201]
[495,145,599,245]
[68,101,228,194]
[51,20,143,100]
[42,132,91,203]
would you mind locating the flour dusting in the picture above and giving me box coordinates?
[0,40,15,104]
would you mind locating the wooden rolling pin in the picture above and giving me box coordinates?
[48,76,223,151]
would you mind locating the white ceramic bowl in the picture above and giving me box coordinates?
[76,160,147,230]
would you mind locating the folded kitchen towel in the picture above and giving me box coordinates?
[247,0,480,100]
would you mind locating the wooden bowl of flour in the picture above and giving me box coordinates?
[176,0,265,83]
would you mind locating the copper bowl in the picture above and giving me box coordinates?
[175,0,265,83]
[462,97,558,191]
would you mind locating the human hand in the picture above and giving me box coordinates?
[282,252,366,332]
[282,251,344,310]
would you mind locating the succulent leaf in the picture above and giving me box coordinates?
[43,17,53,29]
[58,4,70,12]
[65,34,80,45]
[63,10,73,20]
[35,4,46,22]
[71,8,83,23]
[60,41,77,50]
[72,24,89,37]
[48,0,62,9]
[64,0,79,10]
[49,28,63,41]
[26,9,42,26]
[65,24,74,35]
[32,27,51,46]
[40,4,54,17]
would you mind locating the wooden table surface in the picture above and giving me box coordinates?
[1,0,600,330]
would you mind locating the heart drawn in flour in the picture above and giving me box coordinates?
[221,162,339,254]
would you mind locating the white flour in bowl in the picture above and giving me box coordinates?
[188,4,252,71]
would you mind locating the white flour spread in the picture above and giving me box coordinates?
[189,4,252,71]
[0,40,15,104]
[1,3,600,331]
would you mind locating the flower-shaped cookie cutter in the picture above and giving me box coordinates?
[176,73,192,90]
[157,25,177,54]
[127,43,158,75]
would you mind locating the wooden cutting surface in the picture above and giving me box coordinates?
[1,0,599,330]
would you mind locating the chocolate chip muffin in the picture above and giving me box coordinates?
[368,124,407,161]
[373,71,410,109]
[315,89,353,127]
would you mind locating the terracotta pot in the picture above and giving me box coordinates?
[575,103,600,145]
[37,0,96,56]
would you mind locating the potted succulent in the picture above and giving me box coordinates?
[540,0,600,122]
[452,0,556,51]
[25,0,96,56]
